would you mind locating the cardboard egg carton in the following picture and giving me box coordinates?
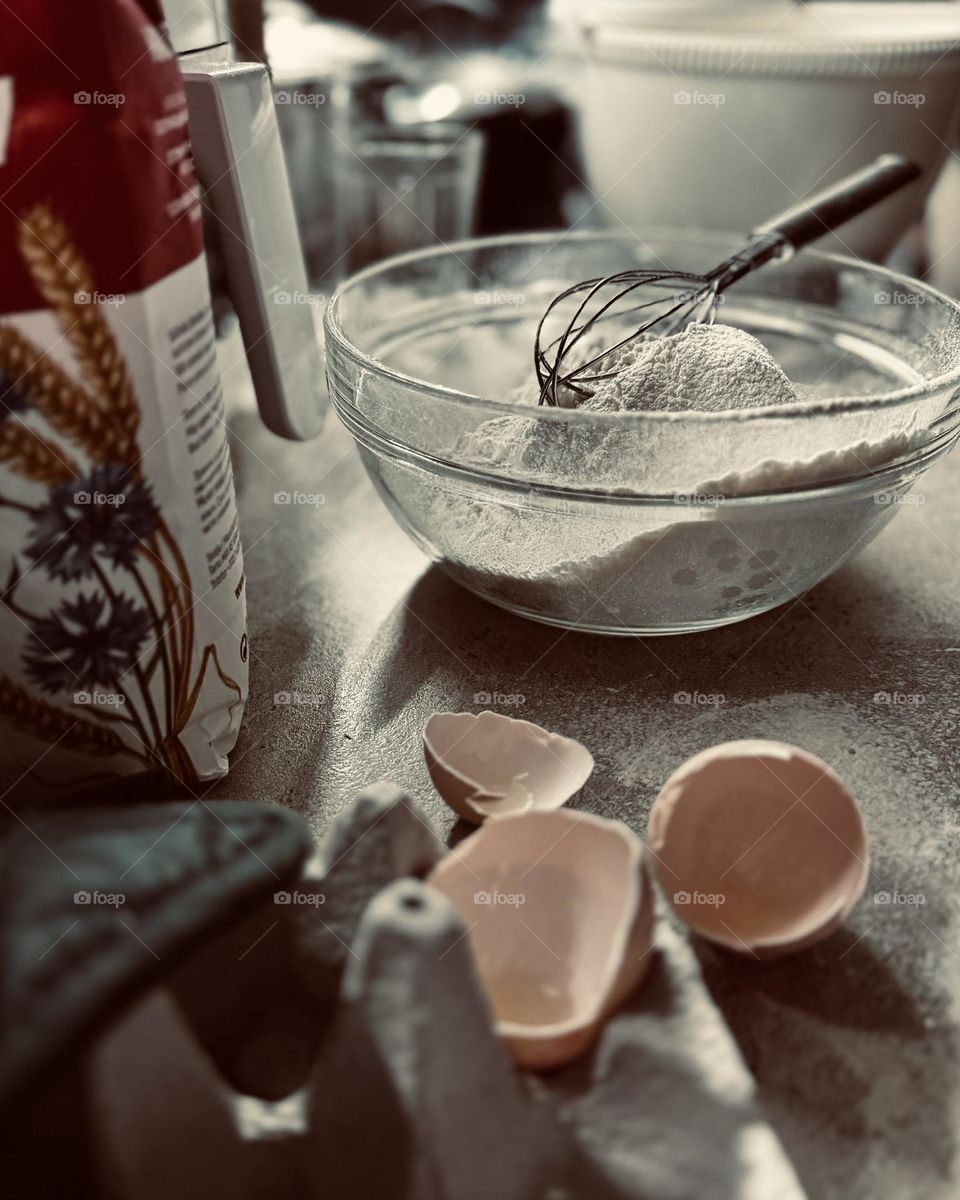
[88,784,806,1200]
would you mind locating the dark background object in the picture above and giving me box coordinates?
[302,0,542,49]
[476,102,578,234]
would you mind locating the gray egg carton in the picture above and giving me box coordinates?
[87,784,806,1200]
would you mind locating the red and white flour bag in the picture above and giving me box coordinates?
[0,0,247,794]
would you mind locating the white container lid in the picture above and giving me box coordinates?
[553,1,960,77]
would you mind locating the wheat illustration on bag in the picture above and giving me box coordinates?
[0,205,243,787]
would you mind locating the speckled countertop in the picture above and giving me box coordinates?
[217,373,960,1200]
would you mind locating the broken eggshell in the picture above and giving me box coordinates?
[648,739,869,958]
[423,710,594,824]
[427,809,654,1069]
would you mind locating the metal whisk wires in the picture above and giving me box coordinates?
[534,268,714,408]
[532,156,923,409]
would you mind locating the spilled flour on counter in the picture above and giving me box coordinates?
[418,322,921,624]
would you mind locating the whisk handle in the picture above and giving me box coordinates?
[750,153,921,250]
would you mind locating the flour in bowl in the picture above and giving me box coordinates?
[418,321,919,626]
[454,323,799,487]
[508,321,796,412]
[570,322,797,412]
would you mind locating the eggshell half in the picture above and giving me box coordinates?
[423,710,594,824]
[648,739,869,957]
[427,808,654,1069]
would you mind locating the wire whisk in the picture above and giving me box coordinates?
[535,155,921,407]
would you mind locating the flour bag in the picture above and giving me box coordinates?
[0,0,248,794]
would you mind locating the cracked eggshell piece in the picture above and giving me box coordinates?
[422,710,594,825]
[427,809,654,1069]
[648,739,869,958]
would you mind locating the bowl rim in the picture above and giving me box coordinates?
[323,228,960,426]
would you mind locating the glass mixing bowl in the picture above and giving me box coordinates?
[324,232,960,635]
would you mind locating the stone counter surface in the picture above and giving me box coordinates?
[217,389,960,1200]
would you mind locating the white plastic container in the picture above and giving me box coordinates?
[554,0,960,259]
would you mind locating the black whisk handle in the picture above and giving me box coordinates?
[751,154,921,250]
